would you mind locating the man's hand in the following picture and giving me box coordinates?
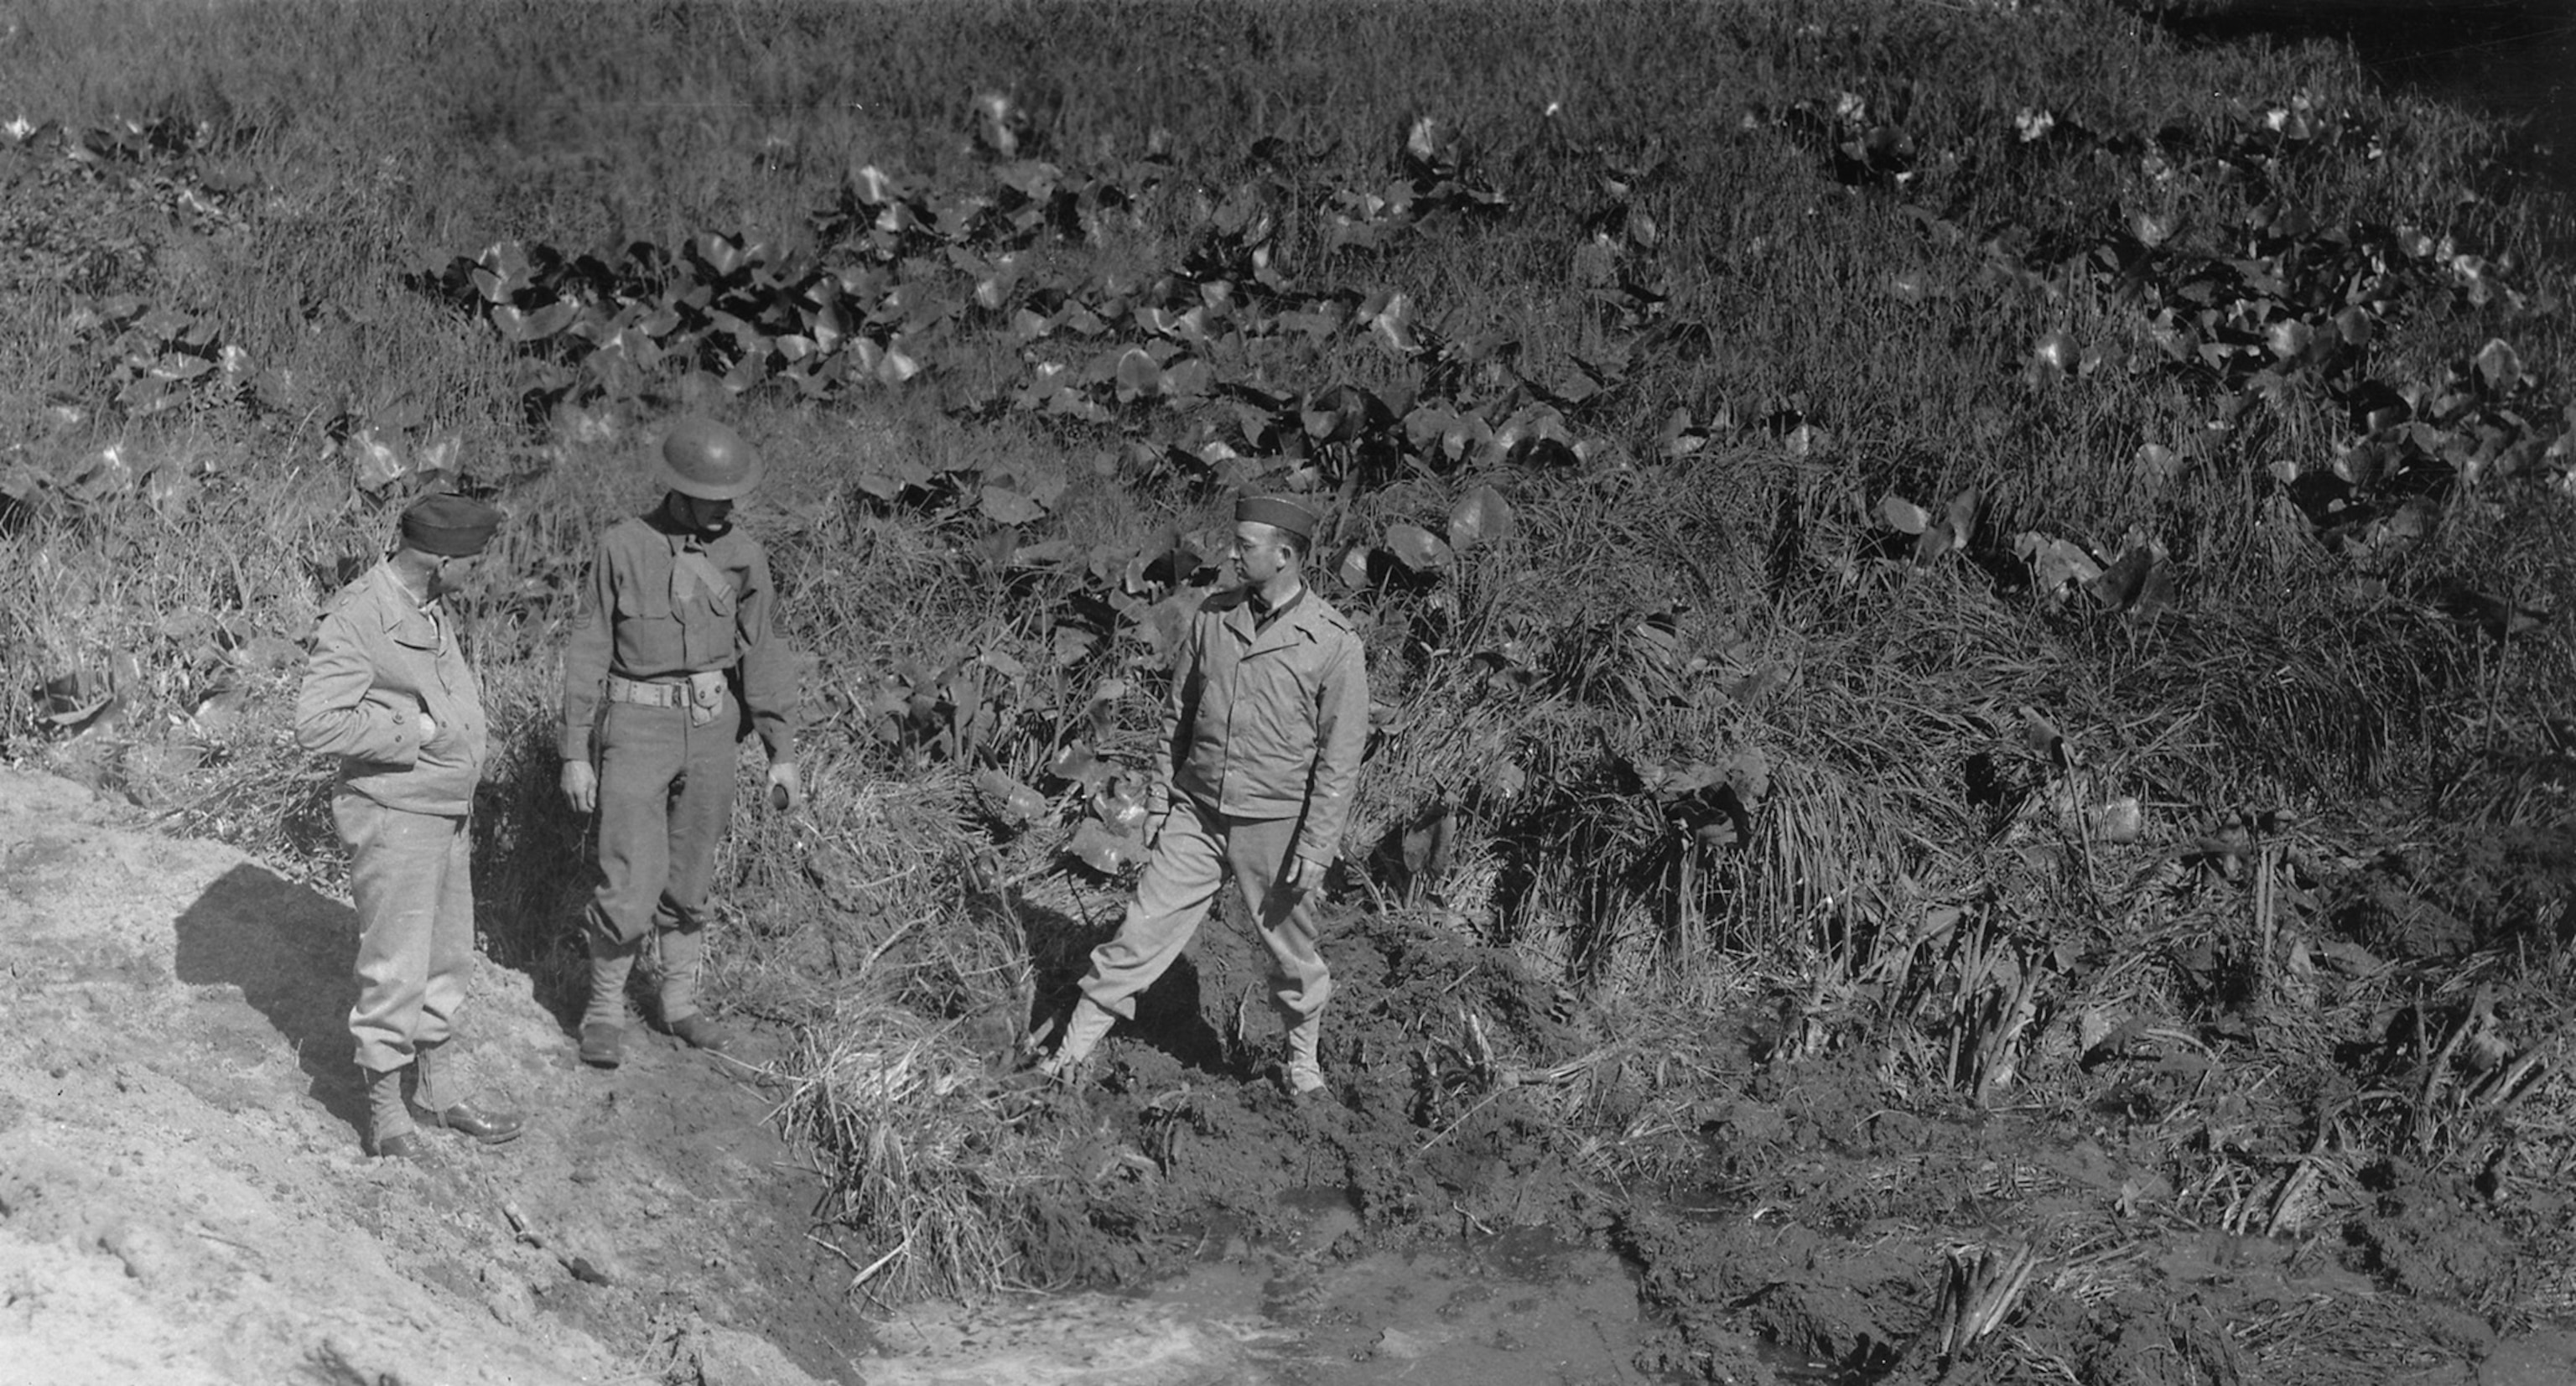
[560,760,598,815]
[1285,855,1328,895]
[418,712,439,741]
[766,760,802,812]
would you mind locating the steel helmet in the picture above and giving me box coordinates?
[655,417,764,501]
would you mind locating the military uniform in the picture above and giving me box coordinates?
[1049,496,1369,1095]
[295,493,523,1158]
[562,420,797,1062]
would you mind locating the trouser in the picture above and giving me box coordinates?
[586,688,739,946]
[335,792,475,1074]
[1078,796,1332,1026]
[584,688,739,1020]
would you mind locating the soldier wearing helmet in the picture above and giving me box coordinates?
[558,418,801,1067]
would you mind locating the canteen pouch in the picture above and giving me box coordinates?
[685,669,728,728]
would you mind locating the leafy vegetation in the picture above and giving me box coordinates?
[4,0,2572,1376]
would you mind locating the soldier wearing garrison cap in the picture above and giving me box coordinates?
[1036,493,1370,1103]
[558,417,801,1068]
[295,491,527,1161]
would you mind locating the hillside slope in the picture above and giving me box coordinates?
[0,769,858,1385]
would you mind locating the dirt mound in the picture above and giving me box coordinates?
[0,769,857,1384]
[998,884,1621,1264]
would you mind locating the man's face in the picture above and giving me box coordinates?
[1230,521,1294,589]
[670,492,735,532]
[428,553,484,600]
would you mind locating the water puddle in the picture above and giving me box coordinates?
[858,1191,1688,1385]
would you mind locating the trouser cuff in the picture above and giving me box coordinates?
[366,1064,416,1144]
[412,1038,465,1113]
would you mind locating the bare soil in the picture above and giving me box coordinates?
[0,768,858,1384]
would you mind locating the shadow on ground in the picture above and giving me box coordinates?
[170,862,370,1139]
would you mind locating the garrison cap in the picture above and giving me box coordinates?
[1235,494,1320,540]
[398,492,504,557]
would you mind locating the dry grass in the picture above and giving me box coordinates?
[780,992,1055,1302]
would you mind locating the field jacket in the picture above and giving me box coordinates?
[294,563,488,817]
[1157,584,1369,867]
[558,512,798,763]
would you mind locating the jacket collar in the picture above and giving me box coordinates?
[366,563,444,643]
[1218,584,1328,657]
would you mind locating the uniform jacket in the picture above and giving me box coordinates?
[558,511,798,763]
[295,563,489,816]
[1157,584,1369,866]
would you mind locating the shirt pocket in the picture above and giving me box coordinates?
[678,583,737,668]
[618,568,675,620]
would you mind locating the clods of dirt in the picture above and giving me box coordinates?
[997,882,2576,1386]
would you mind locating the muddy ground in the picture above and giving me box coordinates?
[5,763,2571,1384]
[992,859,2576,1386]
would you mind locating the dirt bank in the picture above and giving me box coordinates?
[0,768,860,1384]
[8,760,2570,1386]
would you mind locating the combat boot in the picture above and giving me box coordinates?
[665,1013,735,1054]
[411,1041,526,1145]
[1037,998,1117,1080]
[1281,1012,1327,1098]
[655,924,734,1054]
[580,937,639,1068]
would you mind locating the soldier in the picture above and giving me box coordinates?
[295,492,528,1161]
[558,418,800,1068]
[1037,495,1369,1099]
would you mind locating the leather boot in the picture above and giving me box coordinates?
[1038,998,1117,1078]
[411,1041,526,1145]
